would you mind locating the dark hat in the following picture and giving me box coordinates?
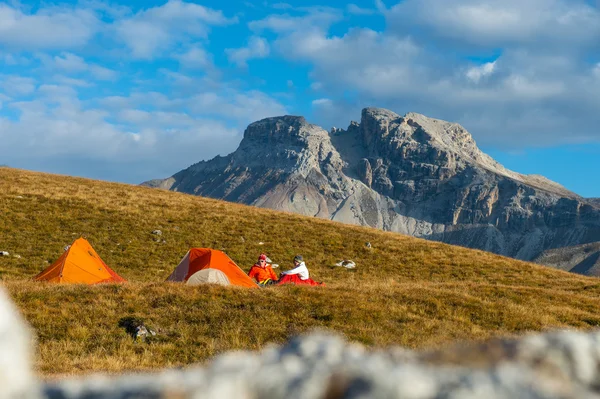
[293,255,303,262]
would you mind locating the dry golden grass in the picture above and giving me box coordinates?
[1,167,600,377]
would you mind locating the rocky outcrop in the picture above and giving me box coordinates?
[143,107,600,262]
[42,330,600,398]
[534,242,600,277]
[0,288,40,399]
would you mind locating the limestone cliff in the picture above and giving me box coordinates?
[143,108,600,261]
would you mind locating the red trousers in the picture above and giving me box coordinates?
[277,274,325,286]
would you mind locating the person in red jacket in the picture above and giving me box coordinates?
[248,253,278,286]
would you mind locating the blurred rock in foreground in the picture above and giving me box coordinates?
[0,288,40,399]
[43,329,600,399]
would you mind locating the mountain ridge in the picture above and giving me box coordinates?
[588,198,600,207]
[144,107,600,262]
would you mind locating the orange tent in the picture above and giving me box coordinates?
[167,248,257,288]
[34,237,126,284]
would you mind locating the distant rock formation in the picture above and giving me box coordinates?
[534,241,600,277]
[143,108,600,262]
[588,198,600,208]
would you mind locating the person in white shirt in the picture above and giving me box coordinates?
[280,255,310,280]
[278,254,325,286]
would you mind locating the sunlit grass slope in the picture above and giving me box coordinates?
[1,166,600,376]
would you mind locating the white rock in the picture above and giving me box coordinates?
[0,287,40,399]
[335,260,356,269]
[42,329,600,398]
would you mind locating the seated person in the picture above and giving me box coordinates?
[248,253,278,286]
[277,255,324,286]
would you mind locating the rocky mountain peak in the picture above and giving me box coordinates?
[233,114,338,173]
[246,114,305,130]
[361,107,401,122]
[354,108,575,198]
[143,106,599,262]
[359,107,484,165]
[242,115,322,142]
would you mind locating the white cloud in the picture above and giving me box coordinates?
[0,93,11,110]
[190,90,287,122]
[117,109,152,125]
[89,65,118,81]
[0,84,251,183]
[0,76,36,97]
[249,8,342,33]
[175,47,212,69]
[37,84,79,102]
[466,61,496,83]
[80,0,131,19]
[99,95,133,109]
[375,0,388,13]
[99,75,288,123]
[0,3,101,50]
[347,4,377,15]
[252,4,600,147]
[273,28,420,97]
[225,36,270,67]
[387,0,600,49]
[51,76,94,88]
[115,0,236,59]
[52,53,88,72]
[44,52,118,81]
[0,2,289,182]
[312,98,332,107]
[1,52,29,66]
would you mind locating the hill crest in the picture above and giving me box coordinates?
[4,167,600,376]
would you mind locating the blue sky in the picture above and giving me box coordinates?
[1,0,599,197]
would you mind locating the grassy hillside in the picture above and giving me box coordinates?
[2,166,600,377]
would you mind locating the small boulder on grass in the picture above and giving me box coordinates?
[118,316,157,342]
[335,260,356,269]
